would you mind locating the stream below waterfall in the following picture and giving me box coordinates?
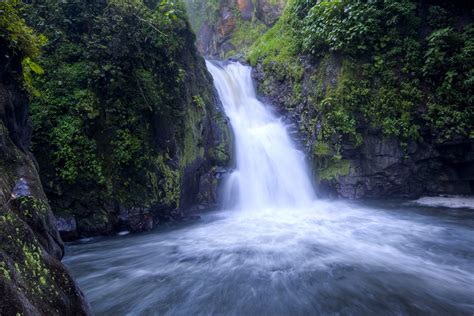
[65,62,474,315]
[65,201,474,315]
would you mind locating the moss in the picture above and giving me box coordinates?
[181,97,207,168]
[313,142,331,157]
[21,242,52,295]
[155,154,181,208]
[230,19,268,55]
[17,196,48,217]
[0,209,58,303]
[224,50,238,59]
[247,1,303,81]
[0,262,12,281]
[318,158,350,181]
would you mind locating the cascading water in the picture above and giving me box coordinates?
[206,61,315,210]
[64,61,474,315]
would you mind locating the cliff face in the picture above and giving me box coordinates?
[249,0,474,199]
[25,0,232,238]
[183,0,286,58]
[254,59,474,199]
[0,40,92,315]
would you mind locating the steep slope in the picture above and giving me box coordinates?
[0,2,91,314]
[183,0,286,57]
[249,0,474,198]
[26,0,232,237]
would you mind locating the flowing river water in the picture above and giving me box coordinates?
[65,62,474,315]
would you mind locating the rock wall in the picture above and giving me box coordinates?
[0,40,92,315]
[253,56,474,199]
[184,0,286,58]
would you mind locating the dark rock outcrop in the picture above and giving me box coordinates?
[329,134,474,199]
[0,41,92,315]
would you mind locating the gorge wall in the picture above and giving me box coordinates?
[25,0,232,238]
[183,0,286,58]
[0,3,91,314]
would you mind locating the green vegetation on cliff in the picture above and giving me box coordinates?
[249,0,473,179]
[183,0,286,57]
[0,0,46,96]
[24,0,230,234]
[1,2,92,313]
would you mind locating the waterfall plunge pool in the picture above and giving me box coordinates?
[64,200,474,315]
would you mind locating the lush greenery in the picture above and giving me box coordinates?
[0,0,46,96]
[24,0,225,230]
[249,0,473,178]
[183,0,276,57]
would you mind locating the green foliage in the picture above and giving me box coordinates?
[49,116,103,184]
[297,0,417,56]
[318,157,350,181]
[313,142,331,156]
[0,261,11,280]
[249,4,298,67]
[17,196,49,217]
[0,0,46,95]
[422,25,474,141]
[229,19,268,56]
[253,0,473,156]
[28,0,209,213]
[0,0,45,58]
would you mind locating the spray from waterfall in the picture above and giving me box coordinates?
[206,61,315,210]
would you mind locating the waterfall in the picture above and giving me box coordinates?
[64,61,474,316]
[206,61,315,210]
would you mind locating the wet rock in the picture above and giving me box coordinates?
[218,7,236,37]
[56,216,78,241]
[0,43,92,315]
[128,211,155,233]
[221,42,237,57]
[237,0,254,20]
[197,22,213,55]
[76,209,115,236]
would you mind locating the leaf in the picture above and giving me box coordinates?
[28,60,45,75]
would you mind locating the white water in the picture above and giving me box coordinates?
[65,62,474,315]
[413,196,474,209]
[206,61,315,210]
